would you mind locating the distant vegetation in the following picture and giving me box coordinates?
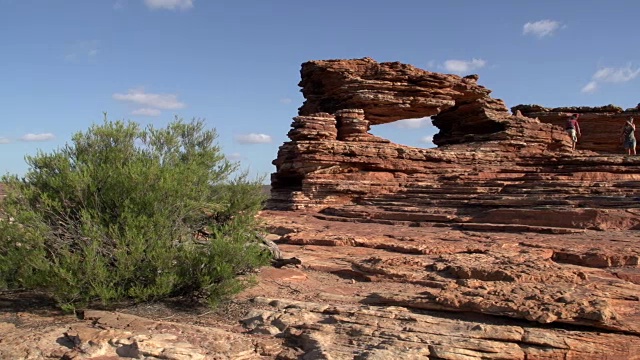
[0,118,270,311]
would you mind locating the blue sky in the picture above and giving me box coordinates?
[2,0,640,181]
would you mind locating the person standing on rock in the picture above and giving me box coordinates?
[620,116,636,155]
[565,114,581,152]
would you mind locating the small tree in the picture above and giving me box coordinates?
[0,117,270,310]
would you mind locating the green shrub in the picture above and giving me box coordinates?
[0,117,270,310]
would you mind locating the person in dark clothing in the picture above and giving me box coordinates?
[565,113,581,152]
[620,116,636,155]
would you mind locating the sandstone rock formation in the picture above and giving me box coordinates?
[0,310,270,359]
[270,58,640,231]
[298,58,488,125]
[512,104,640,153]
[244,296,637,359]
[297,57,569,148]
[251,210,640,359]
[3,211,639,359]
[2,58,639,360]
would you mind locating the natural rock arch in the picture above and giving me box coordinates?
[296,57,560,147]
[269,58,640,231]
[368,117,437,149]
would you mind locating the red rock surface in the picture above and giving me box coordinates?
[271,58,640,231]
[253,210,640,359]
[259,59,640,356]
[2,211,639,359]
[298,58,489,125]
[513,104,640,154]
[2,58,639,359]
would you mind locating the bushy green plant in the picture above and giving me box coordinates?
[0,117,270,310]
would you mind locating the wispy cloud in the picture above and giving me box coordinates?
[65,40,99,62]
[132,108,162,116]
[394,117,432,129]
[144,0,193,10]
[226,152,243,161]
[20,133,55,142]
[0,137,11,144]
[523,20,562,38]
[593,65,640,83]
[420,135,434,145]
[443,58,487,73]
[582,64,640,93]
[425,60,437,69]
[113,0,127,9]
[581,81,597,93]
[280,98,292,104]
[234,133,272,144]
[113,88,186,110]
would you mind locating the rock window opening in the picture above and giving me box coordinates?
[369,117,438,149]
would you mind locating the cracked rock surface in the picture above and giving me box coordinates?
[1,211,639,359]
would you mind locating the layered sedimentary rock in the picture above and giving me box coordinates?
[251,211,640,359]
[513,104,640,153]
[0,310,268,359]
[270,58,640,231]
[299,58,488,124]
[297,57,568,148]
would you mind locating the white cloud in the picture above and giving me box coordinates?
[132,108,162,116]
[226,152,243,161]
[144,0,193,10]
[592,65,640,83]
[0,137,11,144]
[581,81,597,93]
[523,20,562,38]
[20,133,55,142]
[394,117,432,129]
[113,0,127,9]
[280,98,292,104]
[113,88,185,110]
[234,133,272,144]
[65,40,99,62]
[581,64,640,93]
[443,58,487,73]
[420,135,433,144]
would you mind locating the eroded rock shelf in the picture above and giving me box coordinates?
[2,58,639,360]
[270,57,640,231]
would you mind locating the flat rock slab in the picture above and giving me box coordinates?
[1,209,639,359]
[242,296,640,360]
[258,210,640,355]
[0,311,269,360]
